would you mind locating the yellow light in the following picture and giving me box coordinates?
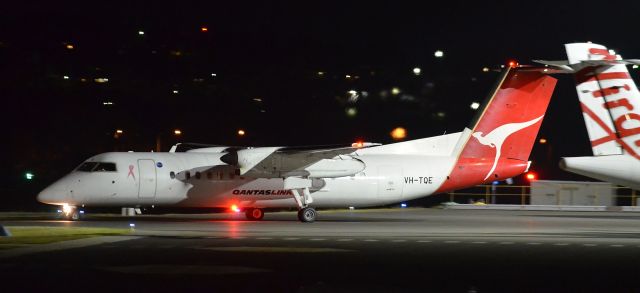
[66,44,74,50]
[201,27,208,32]
[116,129,123,134]
[391,87,401,96]
[482,67,490,72]
[352,141,364,148]
[390,127,407,140]
[62,203,72,215]
[345,107,357,117]
[237,129,246,136]
[539,138,547,144]
[231,204,240,213]
[174,129,182,135]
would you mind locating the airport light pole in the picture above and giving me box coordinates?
[156,129,183,152]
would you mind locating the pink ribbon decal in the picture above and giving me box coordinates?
[128,165,136,180]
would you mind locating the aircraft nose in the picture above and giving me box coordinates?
[37,182,68,205]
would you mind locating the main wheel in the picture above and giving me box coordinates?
[297,207,316,223]
[245,208,264,220]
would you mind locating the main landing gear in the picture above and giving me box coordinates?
[292,187,316,223]
[297,207,316,223]
[245,208,265,221]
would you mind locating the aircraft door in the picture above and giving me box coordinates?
[138,159,157,198]
[378,166,404,200]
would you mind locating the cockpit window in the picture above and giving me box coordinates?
[76,162,98,172]
[75,162,117,172]
[94,163,117,172]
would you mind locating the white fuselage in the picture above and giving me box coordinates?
[38,148,458,209]
[560,155,640,190]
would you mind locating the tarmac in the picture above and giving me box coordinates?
[1,208,639,292]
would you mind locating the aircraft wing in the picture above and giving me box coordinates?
[220,142,380,178]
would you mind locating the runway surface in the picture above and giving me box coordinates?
[1,208,640,292]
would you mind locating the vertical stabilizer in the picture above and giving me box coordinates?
[437,68,556,192]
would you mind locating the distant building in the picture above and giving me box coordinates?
[530,180,614,206]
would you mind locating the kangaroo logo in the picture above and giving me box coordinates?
[472,116,543,180]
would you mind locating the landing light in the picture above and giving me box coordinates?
[352,141,364,148]
[62,204,72,215]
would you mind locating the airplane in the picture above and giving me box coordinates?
[38,66,557,222]
[536,43,640,190]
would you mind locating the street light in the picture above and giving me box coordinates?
[237,129,246,136]
[390,127,407,141]
[174,129,182,135]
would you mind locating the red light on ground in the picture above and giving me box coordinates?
[230,204,240,213]
[526,172,537,181]
[507,60,519,68]
[201,27,208,32]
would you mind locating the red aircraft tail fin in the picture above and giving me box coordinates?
[437,68,557,192]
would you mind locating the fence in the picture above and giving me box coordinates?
[446,184,638,206]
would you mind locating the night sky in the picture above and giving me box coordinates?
[3,1,640,209]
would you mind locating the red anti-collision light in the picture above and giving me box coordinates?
[525,172,537,181]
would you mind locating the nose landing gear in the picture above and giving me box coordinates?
[60,205,81,221]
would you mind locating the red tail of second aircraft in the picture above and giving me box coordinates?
[437,68,557,193]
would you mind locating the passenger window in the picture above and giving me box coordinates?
[195,172,201,179]
[185,171,191,180]
[170,171,176,179]
[207,172,212,180]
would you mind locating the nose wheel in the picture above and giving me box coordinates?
[297,207,316,223]
[61,205,81,221]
